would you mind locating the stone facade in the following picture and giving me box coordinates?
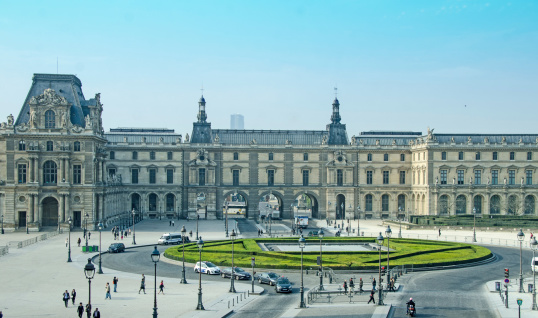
[1,73,537,231]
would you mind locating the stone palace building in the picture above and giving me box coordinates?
[1,73,537,231]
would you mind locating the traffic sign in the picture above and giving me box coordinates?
[517,298,523,306]
[504,279,510,283]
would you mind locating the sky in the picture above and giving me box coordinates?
[0,1,537,136]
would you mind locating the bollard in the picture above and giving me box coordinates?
[228,300,230,308]
[248,290,249,297]
[306,268,309,274]
[233,298,235,306]
[241,294,243,301]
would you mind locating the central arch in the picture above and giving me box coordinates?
[223,192,248,219]
[293,192,320,219]
[42,197,59,226]
[259,191,283,219]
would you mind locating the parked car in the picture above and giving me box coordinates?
[194,261,221,275]
[307,230,319,237]
[108,243,125,253]
[221,267,251,280]
[275,277,292,293]
[256,272,279,286]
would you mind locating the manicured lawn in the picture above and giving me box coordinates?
[164,237,491,270]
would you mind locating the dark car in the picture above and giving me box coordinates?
[221,267,251,280]
[256,272,279,286]
[275,277,292,293]
[108,243,125,253]
[307,230,319,237]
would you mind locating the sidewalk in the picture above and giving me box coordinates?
[485,279,538,317]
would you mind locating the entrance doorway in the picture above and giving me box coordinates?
[73,211,82,227]
[42,197,59,226]
[18,211,27,227]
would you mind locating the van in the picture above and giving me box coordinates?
[158,233,187,245]
[532,257,538,272]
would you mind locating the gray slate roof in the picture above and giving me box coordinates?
[212,129,328,145]
[15,74,96,127]
[434,134,538,144]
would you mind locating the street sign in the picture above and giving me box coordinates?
[504,279,510,283]
[517,298,522,306]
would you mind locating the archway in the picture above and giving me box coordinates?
[336,194,346,220]
[507,195,520,215]
[42,197,59,226]
[131,193,141,212]
[490,195,501,214]
[525,195,536,215]
[292,193,319,219]
[439,195,449,215]
[259,192,283,219]
[223,192,248,219]
[397,194,406,217]
[166,193,176,217]
[473,195,483,214]
[456,195,467,215]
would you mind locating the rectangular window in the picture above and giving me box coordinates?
[303,153,308,161]
[458,152,464,160]
[383,171,389,184]
[442,152,447,160]
[18,164,27,183]
[233,169,239,186]
[492,170,498,185]
[510,152,515,160]
[365,195,373,211]
[302,170,309,186]
[367,154,372,162]
[337,169,343,186]
[149,169,156,184]
[110,151,115,160]
[132,152,138,160]
[493,152,498,161]
[233,152,238,160]
[366,171,373,184]
[108,168,116,178]
[267,170,274,186]
[73,165,82,184]
[19,141,26,151]
[457,170,464,185]
[474,170,481,185]
[150,152,156,160]
[475,152,481,160]
[131,169,139,184]
[399,171,405,184]
[199,168,206,186]
[167,169,173,184]
[509,170,515,185]
[167,152,173,160]
[74,142,81,152]
[47,141,53,151]
[440,170,447,184]
[528,152,532,161]
[526,170,532,185]
[384,154,389,161]
[268,153,273,161]
[400,154,405,161]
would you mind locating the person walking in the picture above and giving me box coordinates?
[65,238,68,247]
[439,228,441,236]
[367,289,376,304]
[62,290,70,307]
[85,303,92,318]
[77,237,81,247]
[77,302,84,318]
[158,280,165,294]
[92,308,100,318]
[71,289,77,305]
[169,220,172,226]
[172,220,175,226]
[105,282,111,299]
[88,231,91,239]
[359,277,364,292]
[349,278,355,294]
[372,277,376,290]
[390,277,395,291]
[113,276,119,292]
[343,280,348,294]
[139,274,146,294]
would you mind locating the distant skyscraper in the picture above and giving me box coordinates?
[230,114,244,129]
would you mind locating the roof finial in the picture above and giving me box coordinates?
[201,82,204,96]
[334,86,338,98]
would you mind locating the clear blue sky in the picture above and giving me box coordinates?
[1,1,537,136]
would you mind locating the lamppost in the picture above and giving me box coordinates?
[398,206,402,238]
[229,229,237,292]
[531,236,537,310]
[225,200,229,237]
[57,212,61,233]
[151,246,160,318]
[517,228,525,293]
[356,205,360,237]
[132,209,136,245]
[299,235,306,308]
[196,215,200,240]
[472,207,477,242]
[319,228,324,290]
[377,232,384,305]
[1,213,4,234]
[98,222,103,274]
[196,238,205,310]
[84,212,89,250]
[180,225,187,284]
[67,216,72,262]
[269,215,272,237]
[26,212,29,234]
[340,203,344,230]
[385,226,392,284]
[84,258,95,313]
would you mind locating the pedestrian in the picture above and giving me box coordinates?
[113,276,118,292]
[531,232,534,240]
[88,232,91,239]
[349,278,355,293]
[77,237,81,247]
[172,221,175,226]
[129,228,131,235]
[257,229,260,237]
[121,233,123,240]
[71,289,77,305]
[139,274,146,294]
[439,228,441,236]
[158,280,164,294]
[343,280,348,294]
[367,289,376,304]
[189,230,193,238]
[63,290,70,307]
[372,277,376,290]
[85,303,92,318]
[66,238,68,247]
[105,282,111,299]
[359,278,364,292]
[169,220,172,226]
[93,307,100,318]
[390,277,395,291]
[77,302,84,318]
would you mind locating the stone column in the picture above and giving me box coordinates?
[29,195,34,223]
[28,158,33,183]
[38,202,43,226]
[59,159,64,183]
[33,195,38,222]
[65,195,70,221]
[100,194,105,221]
[59,195,65,222]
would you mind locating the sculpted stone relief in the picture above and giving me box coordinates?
[30,88,69,106]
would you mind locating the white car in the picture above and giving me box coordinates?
[532,257,538,272]
[194,261,221,275]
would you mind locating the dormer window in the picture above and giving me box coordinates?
[45,110,55,128]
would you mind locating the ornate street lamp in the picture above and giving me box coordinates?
[98,222,103,274]
[517,228,525,293]
[1,213,4,234]
[84,212,89,250]
[196,214,200,240]
[531,236,537,310]
[132,209,137,245]
[299,235,306,308]
[398,206,402,238]
[472,207,477,242]
[180,225,187,284]
[151,246,160,318]
[385,226,392,284]
[357,205,360,237]
[229,229,237,293]
[340,203,344,230]
[27,212,29,234]
[67,217,72,262]
[377,232,384,305]
[225,200,229,237]
[319,228,324,290]
[196,238,205,310]
[84,258,95,313]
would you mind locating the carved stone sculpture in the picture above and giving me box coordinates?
[85,115,92,129]
[185,133,190,142]
[29,110,37,128]
[7,114,14,126]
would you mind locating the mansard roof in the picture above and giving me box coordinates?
[212,129,328,145]
[15,74,97,127]
[105,128,182,144]
[434,134,538,144]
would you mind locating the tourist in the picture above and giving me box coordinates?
[139,274,146,294]
[158,280,165,294]
[367,290,375,304]
[62,290,70,307]
[71,289,77,305]
[77,303,84,318]
[113,276,119,292]
[105,282,111,299]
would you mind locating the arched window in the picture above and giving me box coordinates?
[166,193,175,212]
[397,194,406,211]
[45,110,55,128]
[473,196,483,214]
[439,195,449,214]
[148,193,157,211]
[381,194,389,212]
[43,160,57,185]
[507,195,520,215]
[365,194,373,212]
[490,195,501,214]
[74,141,81,152]
[525,196,535,215]
[131,193,141,211]
[456,195,467,214]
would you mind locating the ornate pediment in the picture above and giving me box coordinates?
[326,150,354,167]
[189,149,217,167]
[29,89,69,106]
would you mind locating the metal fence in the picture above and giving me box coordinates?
[0,230,62,258]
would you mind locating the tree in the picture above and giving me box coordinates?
[507,195,522,215]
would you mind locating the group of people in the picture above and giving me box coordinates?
[62,289,99,317]
[111,226,130,240]
[139,274,165,295]
[168,220,175,226]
